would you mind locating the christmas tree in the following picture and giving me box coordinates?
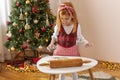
[5,0,55,54]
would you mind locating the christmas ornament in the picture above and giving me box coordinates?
[34,19,38,24]
[25,12,28,16]
[23,45,28,49]
[38,45,43,51]
[46,14,49,26]
[32,6,38,13]
[13,22,18,27]
[6,31,12,37]
[19,9,24,20]
[41,27,46,32]
[19,13,24,20]
[16,2,21,7]
[6,21,11,26]
[11,47,15,51]
[27,39,31,43]
[7,37,11,41]
[26,0,31,4]
[19,29,24,33]
[45,39,48,42]
[22,42,29,49]
[25,23,30,30]
[25,18,30,29]
[50,24,54,27]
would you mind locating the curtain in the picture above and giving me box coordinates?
[0,0,12,62]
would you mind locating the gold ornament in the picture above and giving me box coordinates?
[19,13,24,20]
[34,19,38,24]
[25,12,28,16]
[13,22,18,27]
[26,0,31,4]
[11,47,15,51]
[45,39,48,42]
[25,23,30,30]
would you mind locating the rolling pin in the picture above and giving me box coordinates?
[39,58,91,68]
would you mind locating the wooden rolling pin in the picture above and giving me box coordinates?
[39,58,91,68]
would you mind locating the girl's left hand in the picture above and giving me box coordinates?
[85,43,93,48]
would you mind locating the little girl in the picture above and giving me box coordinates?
[47,2,92,80]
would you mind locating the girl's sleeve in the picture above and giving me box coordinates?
[51,25,59,40]
[77,24,88,46]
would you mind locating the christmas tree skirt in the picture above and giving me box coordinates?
[56,71,118,80]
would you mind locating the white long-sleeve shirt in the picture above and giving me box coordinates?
[52,24,88,46]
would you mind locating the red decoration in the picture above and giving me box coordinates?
[32,57,40,64]
[20,63,24,69]
[7,37,11,40]
[50,24,54,27]
[19,29,24,33]
[6,21,11,26]
[23,45,28,49]
[32,6,38,13]
[16,2,21,7]
[41,27,46,32]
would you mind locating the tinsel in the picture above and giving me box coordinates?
[6,64,39,72]
[99,61,120,71]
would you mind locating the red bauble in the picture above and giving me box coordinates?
[23,45,28,49]
[16,2,21,7]
[19,29,24,33]
[6,21,11,26]
[41,27,46,32]
[7,37,11,40]
[32,6,38,13]
[50,24,54,27]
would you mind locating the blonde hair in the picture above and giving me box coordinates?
[56,2,78,33]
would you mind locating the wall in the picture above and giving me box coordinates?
[50,0,120,63]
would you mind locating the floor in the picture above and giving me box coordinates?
[0,61,120,80]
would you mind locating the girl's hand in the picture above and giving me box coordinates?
[85,43,93,48]
[47,44,56,52]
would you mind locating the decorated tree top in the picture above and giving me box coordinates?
[5,0,56,52]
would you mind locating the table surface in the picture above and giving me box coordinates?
[37,56,98,74]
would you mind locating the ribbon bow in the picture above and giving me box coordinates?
[58,4,74,18]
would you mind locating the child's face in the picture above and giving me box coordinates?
[59,14,72,26]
